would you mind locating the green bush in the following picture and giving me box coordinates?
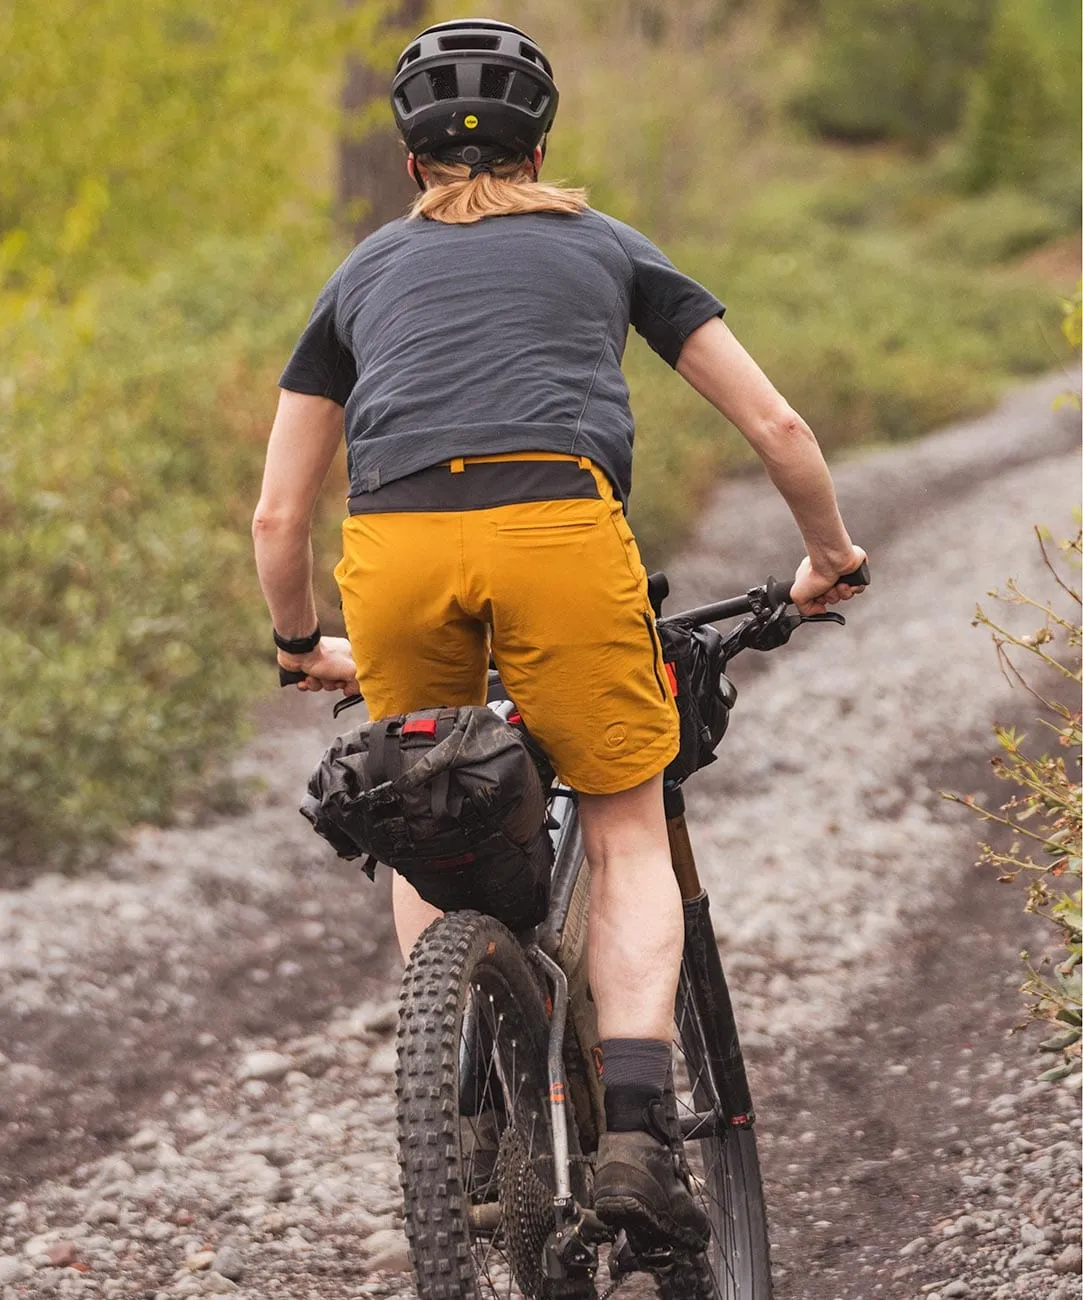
[961,0,1082,203]
[948,527,1082,1085]
[0,0,378,293]
[0,232,337,871]
[921,190,1075,265]
[795,0,993,149]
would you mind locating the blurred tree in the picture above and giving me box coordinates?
[339,0,425,241]
[796,0,994,150]
[0,0,385,300]
[962,0,1082,204]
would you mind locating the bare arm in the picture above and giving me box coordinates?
[676,317,866,613]
[252,390,358,691]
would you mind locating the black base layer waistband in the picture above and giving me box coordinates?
[348,459,602,515]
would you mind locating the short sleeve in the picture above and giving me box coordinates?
[604,217,725,368]
[278,264,358,407]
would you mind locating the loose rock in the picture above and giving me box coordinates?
[210,1246,244,1281]
[237,1050,292,1084]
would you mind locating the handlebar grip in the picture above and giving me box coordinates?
[279,666,308,688]
[838,561,870,587]
[765,575,792,608]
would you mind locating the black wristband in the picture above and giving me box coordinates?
[273,624,321,655]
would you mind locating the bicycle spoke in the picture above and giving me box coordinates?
[672,978,746,1297]
[451,974,557,1299]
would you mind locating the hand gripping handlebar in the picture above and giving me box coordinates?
[666,560,870,629]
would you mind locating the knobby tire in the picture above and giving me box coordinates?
[397,910,592,1300]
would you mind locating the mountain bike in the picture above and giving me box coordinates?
[391,564,867,1300]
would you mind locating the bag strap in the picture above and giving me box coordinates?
[367,716,403,787]
[429,708,461,824]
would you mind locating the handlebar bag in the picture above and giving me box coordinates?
[657,619,738,785]
[300,705,553,931]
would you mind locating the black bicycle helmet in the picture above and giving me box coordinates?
[390,19,559,161]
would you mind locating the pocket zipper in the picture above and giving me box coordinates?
[643,612,668,701]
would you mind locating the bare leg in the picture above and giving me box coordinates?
[578,772,683,1042]
[392,872,443,963]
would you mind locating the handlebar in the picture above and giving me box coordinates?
[662,560,870,628]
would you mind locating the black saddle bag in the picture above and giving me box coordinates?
[300,705,553,931]
[657,619,738,785]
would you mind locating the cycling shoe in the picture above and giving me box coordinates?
[594,1127,710,1251]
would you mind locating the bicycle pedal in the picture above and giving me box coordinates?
[608,1229,675,1279]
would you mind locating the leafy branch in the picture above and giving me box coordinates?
[945,527,1082,1084]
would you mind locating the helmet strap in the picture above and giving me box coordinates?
[408,155,426,194]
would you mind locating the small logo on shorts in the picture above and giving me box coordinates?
[605,723,627,748]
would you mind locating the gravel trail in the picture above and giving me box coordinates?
[0,376,1078,1299]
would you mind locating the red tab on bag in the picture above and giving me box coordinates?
[664,662,679,696]
[402,717,438,737]
[428,852,476,868]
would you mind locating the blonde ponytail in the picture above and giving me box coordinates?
[409,156,588,225]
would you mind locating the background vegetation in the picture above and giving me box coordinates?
[3,0,1080,869]
[948,297,1082,1086]
[950,525,1082,1086]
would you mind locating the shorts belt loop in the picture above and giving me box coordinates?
[450,457,465,474]
[577,456,591,471]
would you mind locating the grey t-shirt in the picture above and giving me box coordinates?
[278,208,724,506]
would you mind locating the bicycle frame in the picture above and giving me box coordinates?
[525,779,756,1233]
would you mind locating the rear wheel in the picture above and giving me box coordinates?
[397,910,596,1300]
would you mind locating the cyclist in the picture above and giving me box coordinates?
[253,18,867,1252]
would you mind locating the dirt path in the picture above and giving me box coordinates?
[0,376,1078,1299]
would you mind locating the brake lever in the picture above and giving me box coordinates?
[732,605,845,655]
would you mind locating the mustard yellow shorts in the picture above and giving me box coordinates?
[333,453,679,795]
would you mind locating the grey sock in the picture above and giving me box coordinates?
[600,1037,671,1133]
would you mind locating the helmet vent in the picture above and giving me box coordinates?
[438,33,500,52]
[427,66,459,101]
[479,66,511,101]
[519,42,553,76]
[396,43,421,72]
[507,72,549,114]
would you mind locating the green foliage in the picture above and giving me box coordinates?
[0,233,339,870]
[948,529,1083,1086]
[795,0,993,149]
[625,185,1063,560]
[0,0,390,296]
[922,190,1075,266]
[1062,285,1083,355]
[961,0,1082,204]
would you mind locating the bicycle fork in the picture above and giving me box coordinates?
[665,782,756,1129]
